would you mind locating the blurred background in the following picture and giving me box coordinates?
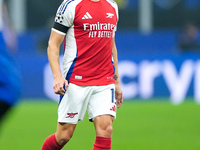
[1,0,200,150]
[6,0,200,104]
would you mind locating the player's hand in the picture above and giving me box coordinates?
[115,84,123,108]
[53,76,68,95]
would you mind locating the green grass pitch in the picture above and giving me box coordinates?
[0,98,200,150]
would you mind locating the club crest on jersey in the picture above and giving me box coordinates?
[106,13,114,18]
[55,12,64,24]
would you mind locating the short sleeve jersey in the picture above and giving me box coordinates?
[53,0,118,86]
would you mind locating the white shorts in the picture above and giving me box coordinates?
[57,83,116,124]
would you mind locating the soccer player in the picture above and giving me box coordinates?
[41,0,123,149]
[0,0,21,124]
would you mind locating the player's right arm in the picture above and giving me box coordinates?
[48,1,74,95]
[47,30,68,95]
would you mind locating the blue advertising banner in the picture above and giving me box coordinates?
[17,30,200,104]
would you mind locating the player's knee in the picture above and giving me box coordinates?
[94,115,114,137]
[58,138,68,146]
[56,128,75,146]
[59,137,71,145]
[97,124,113,138]
[102,120,114,135]
[56,123,76,146]
[105,124,113,136]
[57,133,73,146]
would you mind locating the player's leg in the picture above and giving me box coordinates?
[93,115,114,150]
[41,83,91,150]
[93,115,114,138]
[41,123,76,150]
[88,84,116,150]
[55,122,76,146]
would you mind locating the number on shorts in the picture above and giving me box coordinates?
[111,88,115,104]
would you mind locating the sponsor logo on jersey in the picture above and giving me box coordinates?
[66,112,78,118]
[83,22,116,31]
[83,22,116,38]
[106,13,114,18]
[110,105,116,112]
[82,12,93,19]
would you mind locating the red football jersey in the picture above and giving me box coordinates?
[53,0,118,86]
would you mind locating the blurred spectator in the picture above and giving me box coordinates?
[0,0,21,125]
[178,22,200,51]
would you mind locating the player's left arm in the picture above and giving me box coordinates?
[112,37,123,108]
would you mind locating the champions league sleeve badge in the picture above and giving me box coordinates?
[55,12,64,24]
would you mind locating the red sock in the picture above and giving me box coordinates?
[93,136,111,150]
[41,134,64,150]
